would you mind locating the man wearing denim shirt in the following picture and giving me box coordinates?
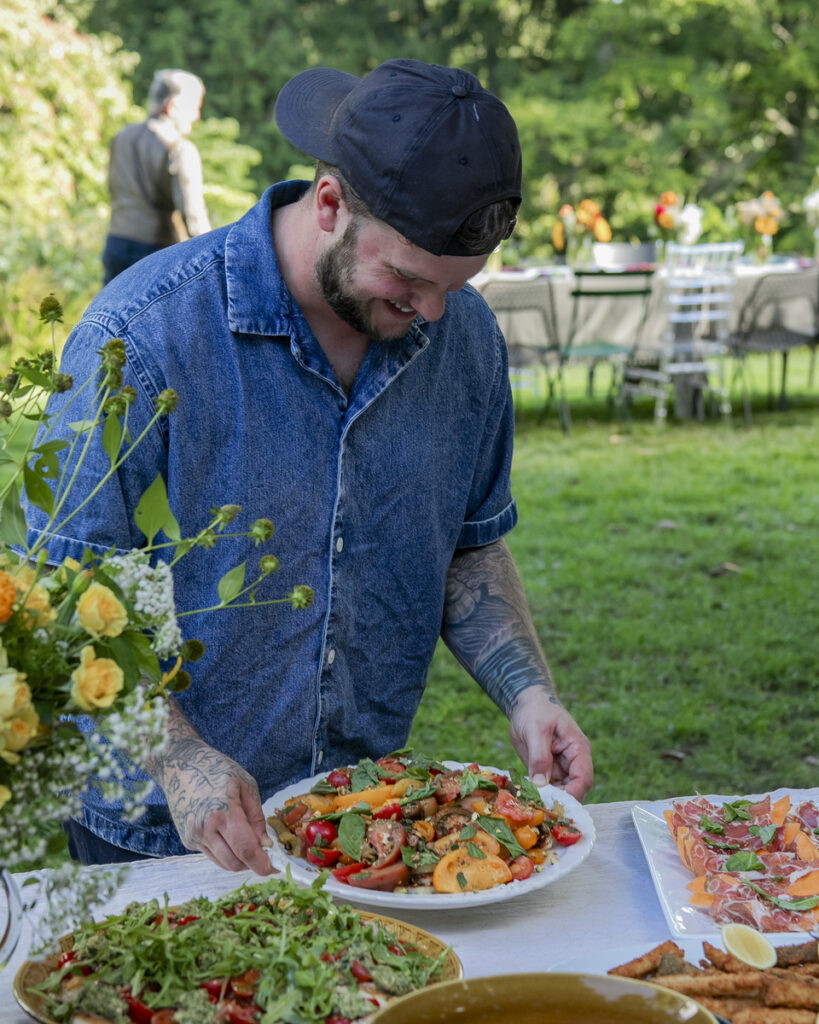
[26,59,593,872]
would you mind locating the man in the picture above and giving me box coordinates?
[27,59,592,874]
[102,68,212,284]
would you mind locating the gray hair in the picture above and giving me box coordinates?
[147,69,205,116]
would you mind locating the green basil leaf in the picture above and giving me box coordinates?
[310,779,337,795]
[466,842,487,860]
[702,835,741,850]
[351,758,381,792]
[749,824,777,845]
[459,771,482,797]
[746,880,819,912]
[700,813,724,834]
[724,851,765,871]
[509,768,544,806]
[476,815,526,859]
[723,800,753,822]
[338,813,366,861]
[456,871,467,890]
[458,825,477,840]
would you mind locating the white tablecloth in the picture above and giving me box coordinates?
[1,800,667,1022]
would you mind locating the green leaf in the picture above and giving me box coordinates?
[134,473,180,545]
[724,800,753,822]
[217,562,246,605]
[338,813,366,861]
[701,813,724,834]
[702,835,741,850]
[16,366,53,388]
[23,463,54,517]
[476,814,526,859]
[310,779,337,795]
[459,770,483,797]
[101,413,122,470]
[351,758,381,792]
[724,850,765,872]
[749,824,777,845]
[0,484,28,547]
[458,825,477,840]
[466,842,487,859]
[746,880,819,912]
[509,768,544,806]
[68,418,97,435]
[456,871,468,890]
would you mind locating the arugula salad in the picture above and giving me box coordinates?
[267,751,584,895]
[28,876,450,1024]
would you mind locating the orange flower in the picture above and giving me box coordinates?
[660,190,678,206]
[0,571,15,624]
[656,208,676,230]
[754,215,779,236]
[558,204,574,219]
[593,216,612,242]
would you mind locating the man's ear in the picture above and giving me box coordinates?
[315,175,347,235]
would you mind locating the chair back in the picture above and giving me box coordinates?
[592,241,657,270]
[735,266,819,342]
[663,241,744,356]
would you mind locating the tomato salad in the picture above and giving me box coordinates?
[29,877,450,1024]
[267,752,583,895]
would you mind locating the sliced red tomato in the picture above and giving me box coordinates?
[283,801,309,827]
[306,846,342,866]
[375,756,406,775]
[216,1000,261,1024]
[331,861,366,882]
[553,822,582,846]
[57,950,77,969]
[327,768,352,790]
[372,801,402,820]
[367,820,406,868]
[350,959,372,982]
[326,1016,352,1024]
[201,977,228,1002]
[509,855,535,881]
[174,915,199,927]
[434,771,462,804]
[304,820,338,846]
[346,861,410,891]
[493,788,534,825]
[124,993,154,1024]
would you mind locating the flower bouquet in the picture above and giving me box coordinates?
[0,296,312,951]
[552,199,612,266]
[736,190,784,262]
[653,191,704,246]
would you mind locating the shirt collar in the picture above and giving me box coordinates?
[225,180,310,337]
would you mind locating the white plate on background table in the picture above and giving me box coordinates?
[631,787,819,939]
[262,760,596,910]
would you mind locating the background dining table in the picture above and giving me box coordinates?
[2,799,673,1023]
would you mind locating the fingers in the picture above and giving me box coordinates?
[509,698,594,801]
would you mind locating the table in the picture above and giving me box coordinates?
[1,800,667,1022]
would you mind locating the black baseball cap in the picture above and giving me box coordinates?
[274,58,522,257]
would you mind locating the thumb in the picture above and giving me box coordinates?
[520,721,554,788]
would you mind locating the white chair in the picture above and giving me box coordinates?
[621,241,744,422]
[592,241,657,270]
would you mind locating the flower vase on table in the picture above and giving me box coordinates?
[567,234,595,270]
[755,232,774,265]
[0,868,22,970]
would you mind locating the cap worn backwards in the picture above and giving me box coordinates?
[274,58,522,257]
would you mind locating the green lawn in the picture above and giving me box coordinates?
[409,349,819,803]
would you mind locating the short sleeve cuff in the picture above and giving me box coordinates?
[456,497,518,550]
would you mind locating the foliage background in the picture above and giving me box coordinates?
[4,0,819,353]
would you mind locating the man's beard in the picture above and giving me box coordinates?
[315,219,409,343]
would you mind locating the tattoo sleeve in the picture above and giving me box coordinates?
[441,538,560,718]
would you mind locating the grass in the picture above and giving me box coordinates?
[409,349,819,803]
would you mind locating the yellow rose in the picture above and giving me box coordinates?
[593,216,612,243]
[77,582,128,638]
[2,705,40,753]
[0,784,10,810]
[0,671,30,719]
[70,646,124,711]
[11,568,56,626]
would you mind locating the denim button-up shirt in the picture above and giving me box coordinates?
[25,181,517,855]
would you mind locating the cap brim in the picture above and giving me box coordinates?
[274,67,361,162]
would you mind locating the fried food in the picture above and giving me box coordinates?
[608,936,819,1021]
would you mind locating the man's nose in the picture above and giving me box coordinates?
[411,285,447,323]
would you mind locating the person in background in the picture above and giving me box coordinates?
[28,58,593,873]
[102,68,212,283]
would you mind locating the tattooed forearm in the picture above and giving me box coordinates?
[441,539,560,717]
[142,699,253,848]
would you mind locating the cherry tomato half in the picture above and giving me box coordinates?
[230,967,261,998]
[124,993,154,1024]
[350,959,372,983]
[372,801,402,820]
[327,768,352,790]
[331,861,365,882]
[375,756,406,775]
[306,846,342,867]
[552,822,582,846]
[346,861,410,891]
[367,819,406,868]
[493,788,534,825]
[304,820,338,846]
[509,855,535,881]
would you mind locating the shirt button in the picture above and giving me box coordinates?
[317,749,324,765]
[327,648,336,665]
[336,537,343,553]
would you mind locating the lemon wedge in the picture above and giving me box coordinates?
[720,922,777,968]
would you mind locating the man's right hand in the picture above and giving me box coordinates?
[145,702,274,875]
